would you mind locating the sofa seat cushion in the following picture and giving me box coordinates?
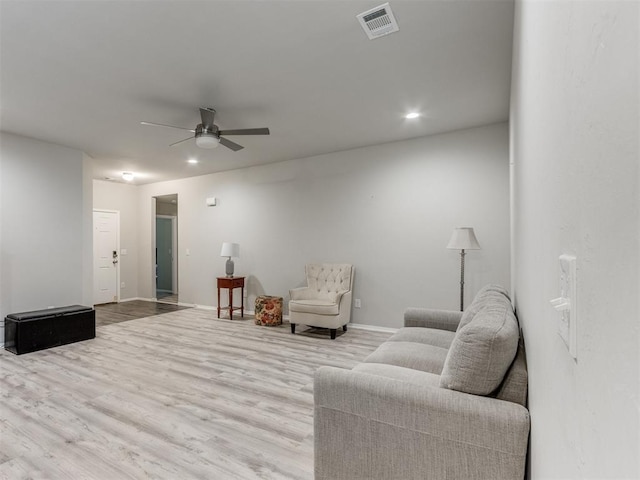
[387,327,455,349]
[353,363,441,387]
[289,299,338,316]
[363,341,448,374]
[440,300,519,395]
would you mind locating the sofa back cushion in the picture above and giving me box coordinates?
[494,338,528,406]
[440,297,519,396]
[457,284,511,331]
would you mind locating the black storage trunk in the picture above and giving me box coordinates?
[4,305,95,355]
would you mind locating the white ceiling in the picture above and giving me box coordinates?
[1,0,514,185]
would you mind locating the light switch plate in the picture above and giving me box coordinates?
[558,254,577,359]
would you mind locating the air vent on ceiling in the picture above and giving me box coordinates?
[356,3,399,40]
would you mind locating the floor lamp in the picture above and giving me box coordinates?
[447,227,481,311]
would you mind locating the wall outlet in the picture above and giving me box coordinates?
[354,299,361,308]
[121,282,125,288]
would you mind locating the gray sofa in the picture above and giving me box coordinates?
[314,285,530,480]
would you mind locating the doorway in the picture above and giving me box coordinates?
[93,210,119,305]
[154,194,178,303]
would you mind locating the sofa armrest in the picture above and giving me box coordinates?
[403,307,462,331]
[314,366,530,480]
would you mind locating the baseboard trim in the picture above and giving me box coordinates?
[348,323,398,333]
[119,297,147,303]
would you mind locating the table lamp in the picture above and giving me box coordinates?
[446,227,481,311]
[220,242,240,277]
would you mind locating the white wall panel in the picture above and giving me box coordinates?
[0,132,91,329]
[511,1,639,477]
[137,123,510,327]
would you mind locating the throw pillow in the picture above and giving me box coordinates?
[457,284,511,331]
[440,301,519,395]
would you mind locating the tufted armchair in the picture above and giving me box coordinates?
[289,264,354,339]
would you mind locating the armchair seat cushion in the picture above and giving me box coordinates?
[363,341,448,375]
[289,299,339,316]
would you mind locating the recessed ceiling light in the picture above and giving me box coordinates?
[187,158,198,164]
[122,172,134,181]
[405,112,420,119]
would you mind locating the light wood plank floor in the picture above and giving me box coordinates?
[0,309,391,479]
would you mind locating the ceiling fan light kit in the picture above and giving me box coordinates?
[195,134,220,149]
[141,107,269,152]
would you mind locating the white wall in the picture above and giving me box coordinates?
[0,133,93,331]
[137,123,510,327]
[511,1,639,478]
[93,180,140,300]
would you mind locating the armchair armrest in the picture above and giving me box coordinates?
[289,287,314,301]
[328,289,349,304]
[404,307,462,331]
[314,367,530,480]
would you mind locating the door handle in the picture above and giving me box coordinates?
[112,250,118,265]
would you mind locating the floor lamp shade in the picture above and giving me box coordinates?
[220,242,240,277]
[446,227,481,251]
[447,228,481,311]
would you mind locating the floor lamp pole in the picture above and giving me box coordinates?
[459,249,466,312]
[447,227,480,312]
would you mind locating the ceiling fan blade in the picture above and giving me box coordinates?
[219,137,244,151]
[219,127,270,136]
[200,107,216,129]
[141,121,195,132]
[169,136,194,147]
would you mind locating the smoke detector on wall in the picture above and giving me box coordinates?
[357,3,400,40]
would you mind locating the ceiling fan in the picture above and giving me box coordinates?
[141,107,269,151]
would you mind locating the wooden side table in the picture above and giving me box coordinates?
[217,276,245,320]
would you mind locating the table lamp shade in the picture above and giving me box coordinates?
[220,242,240,258]
[447,227,481,250]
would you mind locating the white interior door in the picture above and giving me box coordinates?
[93,210,119,304]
